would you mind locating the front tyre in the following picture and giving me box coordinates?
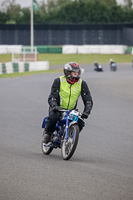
[41,140,53,155]
[61,124,79,160]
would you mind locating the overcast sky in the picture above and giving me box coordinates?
[0,0,125,8]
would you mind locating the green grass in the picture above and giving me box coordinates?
[38,54,132,65]
[0,69,62,79]
[0,53,132,78]
[0,54,12,63]
[0,53,132,65]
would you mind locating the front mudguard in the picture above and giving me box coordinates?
[69,118,85,132]
[69,121,78,128]
[69,117,85,129]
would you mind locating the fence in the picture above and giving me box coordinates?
[0,23,133,45]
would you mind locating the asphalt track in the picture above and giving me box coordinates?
[0,63,133,200]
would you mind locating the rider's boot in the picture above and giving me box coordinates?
[42,130,51,144]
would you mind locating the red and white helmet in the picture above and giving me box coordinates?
[64,62,81,83]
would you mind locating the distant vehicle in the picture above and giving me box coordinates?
[94,61,103,72]
[110,59,117,72]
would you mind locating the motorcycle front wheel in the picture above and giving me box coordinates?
[61,124,79,160]
[41,140,53,155]
[111,66,117,71]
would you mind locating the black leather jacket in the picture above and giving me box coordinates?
[48,77,93,114]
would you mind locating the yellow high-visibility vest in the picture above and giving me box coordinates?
[59,76,82,109]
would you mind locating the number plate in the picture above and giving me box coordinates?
[68,113,78,122]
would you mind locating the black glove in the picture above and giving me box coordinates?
[81,111,89,119]
[52,106,62,111]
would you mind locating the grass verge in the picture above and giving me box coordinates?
[39,54,132,65]
[0,69,62,79]
[0,53,132,65]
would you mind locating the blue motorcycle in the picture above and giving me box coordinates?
[110,62,117,71]
[41,109,84,160]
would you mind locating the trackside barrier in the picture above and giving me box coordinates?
[62,45,127,54]
[35,46,62,53]
[0,45,22,54]
[0,45,132,54]
[6,62,13,73]
[125,46,132,54]
[0,61,49,74]
[24,63,29,71]
[2,63,6,74]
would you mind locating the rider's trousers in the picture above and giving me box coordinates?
[45,109,84,135]
[45,109,61,135]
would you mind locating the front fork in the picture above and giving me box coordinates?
[65,117,69,140]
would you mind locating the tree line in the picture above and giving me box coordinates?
[0,0,133,24]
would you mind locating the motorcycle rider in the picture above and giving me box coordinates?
[109,59,117,71]
[94,61,103,72]
[94,61,99,70]
[110,58,116,66]
[43,62,93,143]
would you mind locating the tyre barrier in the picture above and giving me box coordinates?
[0,61,49,74]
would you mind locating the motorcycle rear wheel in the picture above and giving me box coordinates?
[61,124,79,160]
[41,141,53,155]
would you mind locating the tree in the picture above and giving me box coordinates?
[0,0,21,24]
[0,11,8,23]
[16,8,30,24]
[100,0,117,6]
[42,0,113,23]
[0,0,133,24]
[124,0,133,9]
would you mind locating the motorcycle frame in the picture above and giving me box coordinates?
[57,110,78,141]
[43,110,79,148]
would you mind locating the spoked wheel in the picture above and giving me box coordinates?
[61,124,79,160]
[41,140,53,155]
